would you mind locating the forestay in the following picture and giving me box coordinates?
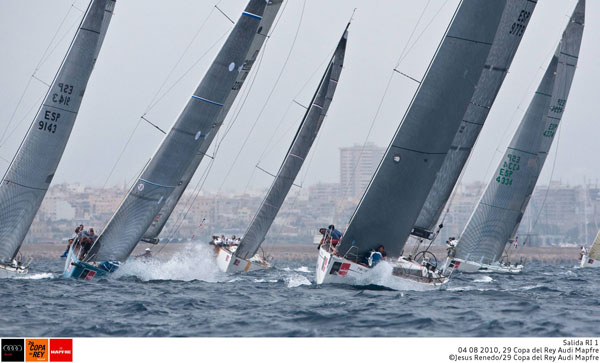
[235,25,348,260]
[142,0,283,242]
[456,0,584,264]
[413,0,537,236]
[93,0,281,262]
[336,0,508,259]
[0,0,115,263]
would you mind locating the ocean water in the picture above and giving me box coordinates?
[1,244,598,337]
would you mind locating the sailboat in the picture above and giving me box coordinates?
[316,0,532,290]
[0,0,115,278]
[581,231,600,268]
[215,24,348,273]
[64,0,283,280]
[442,0,585,274]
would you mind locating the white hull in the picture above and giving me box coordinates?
[580,255,600,268]
[215,246,270,273]
[316,247,448,291]
[442,257,523,274]
[0,261,29,278]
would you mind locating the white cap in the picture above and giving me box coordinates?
[145,248,151,251]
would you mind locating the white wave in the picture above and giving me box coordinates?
[15,272,55,280]
[113,243,224,282]
[294,266,310,273]
[284,274,311,288]
[282,267,292,272]
[473,275,493,283]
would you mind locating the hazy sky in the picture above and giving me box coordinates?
[0,0,597,195]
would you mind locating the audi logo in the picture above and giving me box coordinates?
[3,345,23,352]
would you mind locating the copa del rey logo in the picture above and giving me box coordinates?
[49,339,72,362]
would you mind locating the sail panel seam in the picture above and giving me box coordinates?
[242,11,263,20]
[3,179,48,191]
[139,178,177,189]
[391,145,447,155]
[507,146,537,156]
[446,35,492,46]
[191,95,224,107]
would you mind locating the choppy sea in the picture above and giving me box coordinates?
[1,244,598,337]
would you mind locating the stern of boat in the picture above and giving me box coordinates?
[216,246,269,273]
[580,255,599,268]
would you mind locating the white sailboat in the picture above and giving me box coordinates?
[580,231,600,268]
[0,0,115,277]
[216,24,348,273]
[316,0,536,290]
[442,0,585,274]
[64,0,283,280]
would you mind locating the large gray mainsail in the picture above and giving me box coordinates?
[142,0,283,243]
[336,0,508,259]
[92,0,282,262]
[0,0,115,263]
[455,0,584,264]
[412,0,537,237]
[235,25,348,260]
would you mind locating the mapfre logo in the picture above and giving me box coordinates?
[1,339,25,362]
[49,340,72,362]
[25,339,47,362]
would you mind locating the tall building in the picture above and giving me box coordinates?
[339,143,385,199]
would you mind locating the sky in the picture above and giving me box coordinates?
[0,0,597,195]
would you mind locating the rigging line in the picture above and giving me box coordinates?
[160,126,223,244]
[215,5,235,24]
[396,0,432,65]
[145,29,231,114]
[101,5,229,188]
[101,118,143,188]
[332,3,445,221]
[143,3,220,114]
[213,0,292,153]
[0,4,83,146]
[215,0,306,196]
[141,116,166,135]
[255,51,331,166]
[395,0,452,68]
[158,158,216,253]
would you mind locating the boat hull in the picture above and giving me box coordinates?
[63,246,118,280]
[316,247,447,290]
[441,257,523,274]
[0,261,28,278]
[215,246,270,273]
[580,255,600,268]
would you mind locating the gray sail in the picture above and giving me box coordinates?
[93,0,282,262]
[142,0,283,242]
[0,0,115,263]
[413,0,536,236]
[235,26,348,260]
[456,0,584,264]
[336,0,508,259]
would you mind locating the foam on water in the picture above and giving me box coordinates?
[284,274,311,288]
[474,275,494,283]
[294,266,310,273]
[114,244,224,282]
[15,272,55,280]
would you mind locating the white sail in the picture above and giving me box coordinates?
[0,0,115,263]
[456,0,585,264]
